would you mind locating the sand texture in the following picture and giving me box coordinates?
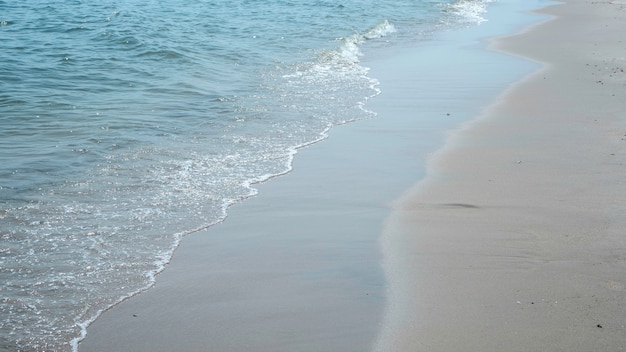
[376,1,626,351]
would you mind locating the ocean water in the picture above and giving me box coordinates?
[1,0,495,350]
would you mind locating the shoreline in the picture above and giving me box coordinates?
[78,2,557,351]
[376,0,626,350]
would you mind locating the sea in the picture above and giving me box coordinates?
[0,0,541,350]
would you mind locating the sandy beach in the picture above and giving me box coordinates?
[376,0,626,351]
[79,1,626,351]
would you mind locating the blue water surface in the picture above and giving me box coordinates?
[0,0,493,350]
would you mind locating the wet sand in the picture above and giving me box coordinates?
[376,1,626,351]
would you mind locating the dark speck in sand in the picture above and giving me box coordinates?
[597,324,603,328]
[442,203,480,209]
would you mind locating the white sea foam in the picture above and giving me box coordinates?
[445,0,494,24]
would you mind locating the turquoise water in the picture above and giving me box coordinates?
[1,0,501,350]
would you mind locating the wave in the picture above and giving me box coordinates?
[337,19,397,64]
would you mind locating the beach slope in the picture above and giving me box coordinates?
[377,1,626,351]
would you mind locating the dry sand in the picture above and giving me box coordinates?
[376,1,626,351]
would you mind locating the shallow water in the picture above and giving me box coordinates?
[1,0,499,350]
